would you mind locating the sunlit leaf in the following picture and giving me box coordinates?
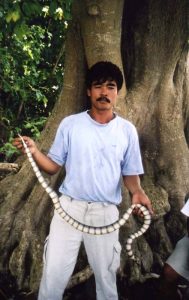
[6,9,21,23]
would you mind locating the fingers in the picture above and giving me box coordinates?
[12,136,31,153]
[146,203,154,216]
[132,206,144,217]
[143,198,154,215]
[12,137,25,151]
[132,197,154,217]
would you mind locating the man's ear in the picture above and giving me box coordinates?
[87,89,91,97]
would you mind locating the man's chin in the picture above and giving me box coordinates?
[96,106,112,111]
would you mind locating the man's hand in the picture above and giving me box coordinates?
[123,175,154,215]
[132,189,154,215]
[13,136,37,155]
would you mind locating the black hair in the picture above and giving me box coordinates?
[86,61,123,91]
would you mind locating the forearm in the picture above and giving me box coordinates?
[32,149,61,175]
[123,175,144,195]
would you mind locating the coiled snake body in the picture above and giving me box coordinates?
[19,135,151,260]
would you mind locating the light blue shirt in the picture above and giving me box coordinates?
[48,111,144,204]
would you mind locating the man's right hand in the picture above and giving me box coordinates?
[13,136,37,155]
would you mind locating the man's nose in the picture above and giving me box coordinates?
[100,86,108,96]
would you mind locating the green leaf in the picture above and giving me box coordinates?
[14,23,29,39]
[49,1,58,14]
[22,2,42,17]
[6,9,21,23]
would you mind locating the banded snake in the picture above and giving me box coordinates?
[18,134,151,260]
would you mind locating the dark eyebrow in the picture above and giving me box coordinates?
[91,80,117,87]
[107,82,116,87]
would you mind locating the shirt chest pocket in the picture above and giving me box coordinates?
[97,143,124,167]
[109,143,124,162]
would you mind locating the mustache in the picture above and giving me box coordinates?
[96,97,111,103]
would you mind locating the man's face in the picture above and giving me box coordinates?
[87,80,118,111]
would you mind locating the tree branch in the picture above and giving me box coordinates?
[66,265,93,290]
[0,163,19,173]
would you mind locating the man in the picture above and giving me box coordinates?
[13,61,153,300]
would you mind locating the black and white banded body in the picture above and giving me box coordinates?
[18,134,151,260]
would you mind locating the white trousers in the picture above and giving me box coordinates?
[38,195,121,300]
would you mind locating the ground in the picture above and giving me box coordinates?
[1,271,188,300]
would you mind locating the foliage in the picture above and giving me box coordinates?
[0,0,72,162]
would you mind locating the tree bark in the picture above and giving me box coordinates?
[0,0,188,297]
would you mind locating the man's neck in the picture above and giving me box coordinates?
[88,109,115,124]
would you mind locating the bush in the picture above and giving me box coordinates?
[0,0,72,162]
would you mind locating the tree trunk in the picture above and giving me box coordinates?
[0,0,188,297]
